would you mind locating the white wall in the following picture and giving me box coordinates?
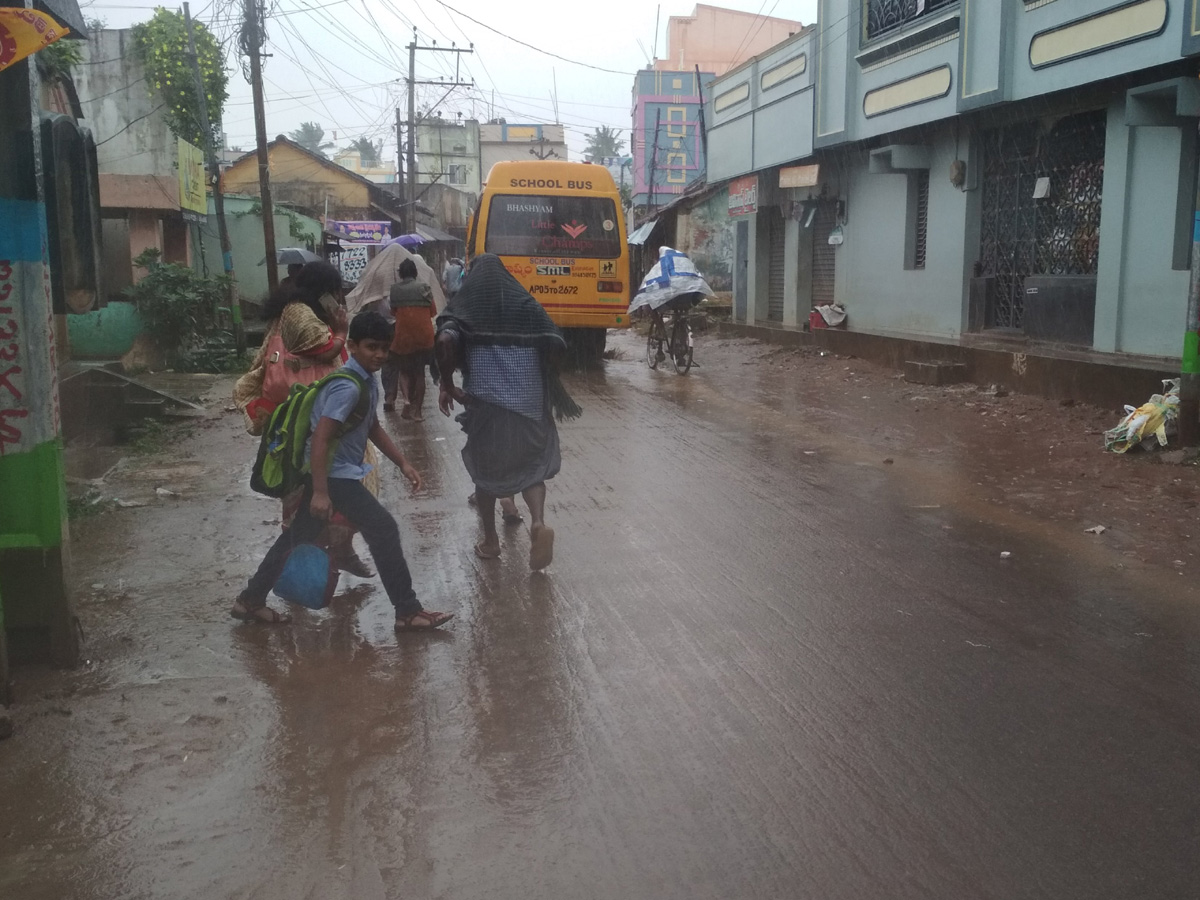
[75,30,176,178]
[833,132,970,339]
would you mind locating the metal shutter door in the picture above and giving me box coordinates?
[767,214,785,322]
[812,203,837,307]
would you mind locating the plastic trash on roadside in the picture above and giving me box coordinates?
[1104,379,1180,453]
[814,304,847,327]
[628,247,714,316]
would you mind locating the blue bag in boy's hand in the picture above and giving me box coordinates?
[273,543,338,609]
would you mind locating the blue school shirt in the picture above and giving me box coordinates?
[305,357,378,480]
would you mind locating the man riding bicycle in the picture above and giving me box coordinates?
[630,248,715,374]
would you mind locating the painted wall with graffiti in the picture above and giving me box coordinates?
[676,189,734,297]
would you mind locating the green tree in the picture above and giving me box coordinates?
[348,136,382,166]
[290,122,333,157]
[619,183,633,212]
[38,38,83,79]
[584,125,626,164]
[132,8,228,149]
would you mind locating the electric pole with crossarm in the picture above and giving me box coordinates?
[406,29,474,231]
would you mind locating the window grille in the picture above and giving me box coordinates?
[865,0,957,42]
[978,109,1106,329]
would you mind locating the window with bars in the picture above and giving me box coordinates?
[865,0,958,42]
[906,169,930,270]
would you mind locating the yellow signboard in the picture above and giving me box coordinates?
[178,138,207,222]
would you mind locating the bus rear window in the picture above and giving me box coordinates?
[485,195,621,258]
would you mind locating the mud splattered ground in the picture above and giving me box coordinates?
[2,330,1197,900]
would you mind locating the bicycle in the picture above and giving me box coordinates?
[646,306,694,375]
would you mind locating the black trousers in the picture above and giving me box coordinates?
[242,478,421,615]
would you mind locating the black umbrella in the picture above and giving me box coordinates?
[259,248,321,266]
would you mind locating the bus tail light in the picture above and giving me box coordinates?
[598,280,623,293]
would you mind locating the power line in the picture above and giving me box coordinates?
[434,0,630,76]
[729,0,773,65]
[268,0,353,17]
[96,100,167,145]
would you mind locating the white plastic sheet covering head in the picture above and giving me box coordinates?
[344,243,447,320]
[628,246,715,315]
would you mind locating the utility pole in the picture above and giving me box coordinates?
[407,29,474,232]
[1181,198,1200,445]
[395,107,407,223]
[407,35,417,235]
[529,136,558,160]
[184,2,243,354]
[647,108,662,213]
[244,0,278,297]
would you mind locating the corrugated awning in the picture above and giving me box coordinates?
[415,223,460,243]
[37,0,86,36]
[628,218,659,245]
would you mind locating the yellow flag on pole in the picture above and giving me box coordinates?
[0,8,67,73]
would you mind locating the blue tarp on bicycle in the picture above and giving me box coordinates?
[628,246,715,314]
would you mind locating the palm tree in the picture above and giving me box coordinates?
[584,125,626,164]
[348,136,382,166]
[289,122,333,157]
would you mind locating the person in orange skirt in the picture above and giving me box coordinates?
[382,257,436,420]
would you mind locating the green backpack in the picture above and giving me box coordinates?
[249,370,369,498]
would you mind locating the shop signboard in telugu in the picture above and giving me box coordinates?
[779,164,820,189]
[178,138,207,223]
[727,175,758,217]
[329,220,392,243]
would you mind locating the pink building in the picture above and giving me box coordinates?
[653,4,804,77]
[632,5,804,210]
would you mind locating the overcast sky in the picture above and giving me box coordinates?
[80,0,819,160]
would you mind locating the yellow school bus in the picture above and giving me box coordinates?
[468,160,630,358]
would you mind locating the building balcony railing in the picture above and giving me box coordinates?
[864,0,957,43]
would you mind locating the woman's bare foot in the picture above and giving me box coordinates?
[499,497,523,524]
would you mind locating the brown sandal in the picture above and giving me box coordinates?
[394,610,454,631]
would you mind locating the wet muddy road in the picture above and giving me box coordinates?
[3,331,1199,899]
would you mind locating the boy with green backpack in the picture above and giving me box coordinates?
[232,311,454,631]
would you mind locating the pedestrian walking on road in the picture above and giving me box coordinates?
[442,256,465,299]
[232,310,454,631]
[235,260,350,433]
[382,258,436,419]
[435,253,580,570]
[234,261,376,579]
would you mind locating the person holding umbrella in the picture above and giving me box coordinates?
[265,247,321,291]
[280,263,303,289]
